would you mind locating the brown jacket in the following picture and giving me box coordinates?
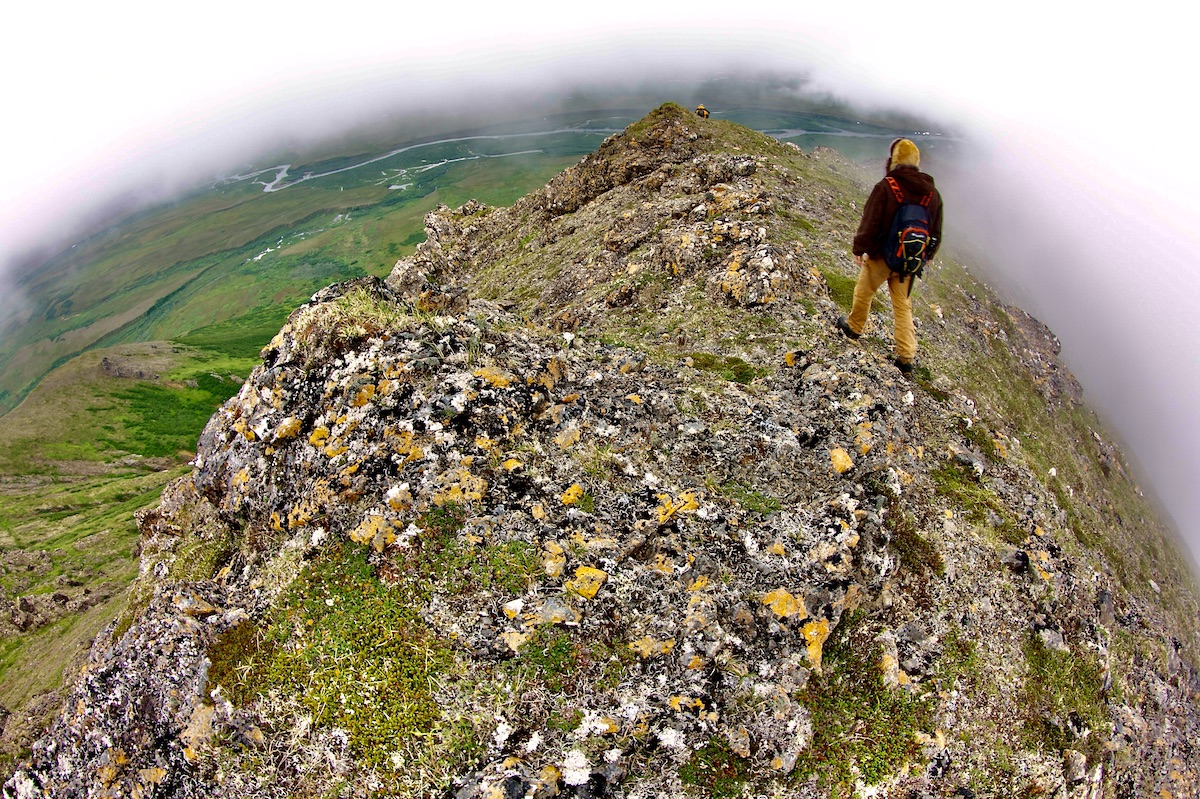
[852,165,944,261]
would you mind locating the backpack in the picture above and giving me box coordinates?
[883,177,934,277]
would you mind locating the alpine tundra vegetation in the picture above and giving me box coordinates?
[5,103,1198,798]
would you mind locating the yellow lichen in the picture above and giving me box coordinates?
[501,631,530,653]
[630,637,675,658]
[433,468,487,506]
[803,618,831,673]
[565,566,607,600]
[561,483,585,505]
[474,365,515,388]
[349,515,399,553]
[830,447,854,474]
[542,541,566,577]
[655,490,698,524]
[763,588,807,619]
[351,384,375,407]
[308,426,330,448]
[274,416,303,441]
[554,426,581,449]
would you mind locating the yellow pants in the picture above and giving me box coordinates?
[846,256,917,362]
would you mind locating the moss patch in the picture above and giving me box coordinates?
[686,352,768,385]
[790,613,934,793]
[1020,632,1109,761]
[680,738,751,797]
[205,540,475,776]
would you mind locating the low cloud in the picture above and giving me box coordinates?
[2,3,1199,563]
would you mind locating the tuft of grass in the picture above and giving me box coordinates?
[686,352,767,385]
[931,461,1024,544]
[680,738,751,797]
[790,612,933,793]
[291,285,419,360]
[716,480,781,515]
[1020,632,1109,761]
[205,539,478,778]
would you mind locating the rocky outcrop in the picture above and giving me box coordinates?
[6,103,1198,799]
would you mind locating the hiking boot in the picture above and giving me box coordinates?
[836,316,860,340]
[892,357,915,375]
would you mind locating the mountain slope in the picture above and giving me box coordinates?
[6,103,1197,799]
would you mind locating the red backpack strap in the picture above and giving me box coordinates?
[885,177,906,203]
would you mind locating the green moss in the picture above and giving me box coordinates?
[511,627,578,693]
[680,738,751,797]
[686,352,767,385]
[205,540,475,777]
[1020,632,1109,761]
[889,506,945,578]
[715,480,781,515]
[820,268,884,315]
[790,612,933,793]
[1048,476,1090,546]
[958,416,1002,463]
[401,504,539,596]
[931,461,1023,544]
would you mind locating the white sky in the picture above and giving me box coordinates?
[3,1,1200,565]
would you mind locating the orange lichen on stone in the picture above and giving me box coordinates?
[762,588,807,619]
[803,618,831,673]
[349,514,399,553]
[565,566,607,600]
[529,355,567,391]
[351,383,375,407]
[830,448,854,474]
[855,421,873,454]
[433,468,487,506]
[474,365,515,388]
[274,416,303,441]
[542,541,566,577]
[386,429,426,464]
[554,426,581,449]
[561,484,586,505]
[656,490,698,524]
[630,637,675,658]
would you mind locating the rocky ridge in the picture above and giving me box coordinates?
[5,103,1198,798]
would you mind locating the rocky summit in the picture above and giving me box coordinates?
[5,103,1199,798]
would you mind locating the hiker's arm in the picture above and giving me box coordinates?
[852,181,889,257]
[928,194,945,259]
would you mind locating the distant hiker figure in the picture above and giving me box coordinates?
[695,104,710,119]
[837,138,943,375]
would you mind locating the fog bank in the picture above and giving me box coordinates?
[3,1,1199,566]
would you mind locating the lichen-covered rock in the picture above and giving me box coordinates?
[7,102,1198,799]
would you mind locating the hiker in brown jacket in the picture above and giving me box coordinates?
[837,138,944,374]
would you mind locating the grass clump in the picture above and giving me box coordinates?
[290,285,418,359]
[931,461,1024,544]
[206,539,476,778]
[680,738,751,797]
[791,612,933,793]
[716,480,781,516]
[686,352,767,385]
[1020,632,1109,761]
